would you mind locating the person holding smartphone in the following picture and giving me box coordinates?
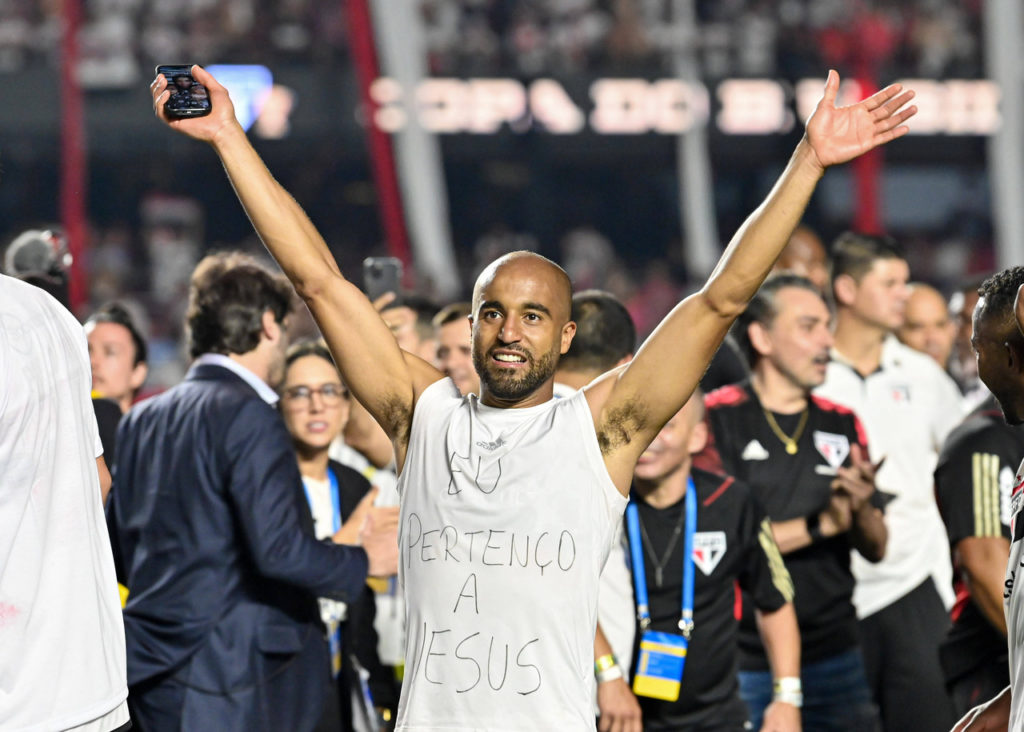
[150,64,916,731]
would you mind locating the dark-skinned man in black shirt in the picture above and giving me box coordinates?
[935,395,1024,717]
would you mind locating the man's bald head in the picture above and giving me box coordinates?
[472,251,573,323]
[774,225,828,292]
[897,282,955,367]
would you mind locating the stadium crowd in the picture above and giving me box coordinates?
[0,0,982,80]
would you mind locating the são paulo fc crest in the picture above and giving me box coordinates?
[813,431,850,470]
[692,531,727,576]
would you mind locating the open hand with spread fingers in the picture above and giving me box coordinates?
[804,69,917,171]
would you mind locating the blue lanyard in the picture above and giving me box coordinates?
[302,469,342,535]
[626,478,696,639]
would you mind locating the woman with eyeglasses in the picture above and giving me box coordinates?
[280,340,399,732]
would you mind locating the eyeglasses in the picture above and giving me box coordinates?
[282,383,348,409]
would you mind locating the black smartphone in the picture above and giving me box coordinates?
[156,65,211,118]
[363,257,403,303]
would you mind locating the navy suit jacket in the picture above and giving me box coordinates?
[107,363,369,730]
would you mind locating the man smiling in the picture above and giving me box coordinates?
[152,65,917,730]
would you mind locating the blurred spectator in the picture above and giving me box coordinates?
[949,278,988,409]
[85,301,149,414]
[432,301,479,396]
[107,252,396,731]
[88,223,140,306]
[0,0,982,81]
[280,340,400,730]
[379,293,441,366]
[626,391,800,730]
[816,232,962,731]
[934,394,1021,720]
[702,273,885,730]
[84,300,149,468]
[897,282,956,370]
[774,224,829,294]
[625,260,684,340]
[472,223,538,285]
[560,225,616,292]
[2,227,71,306]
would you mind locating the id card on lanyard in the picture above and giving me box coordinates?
[302,470,344,679]
[626,478,696,702]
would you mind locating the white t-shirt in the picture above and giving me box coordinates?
[815,336,964,617]
[1005,459,1024,730]
[395,379,627,731]
[0,275,128,731]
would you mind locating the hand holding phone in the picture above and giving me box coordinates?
[363,257,403,305]
[156,65,212,118]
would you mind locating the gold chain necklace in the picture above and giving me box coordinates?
[762,407,809,455]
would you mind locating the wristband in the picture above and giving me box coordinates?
[594,653,617,676]
[806,512,823,543]
[773,676,803,708]
[596,664,624,684]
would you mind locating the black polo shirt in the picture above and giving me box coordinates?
[630,467,793,731]
[698,381,870,669]
[934,397,1024,685]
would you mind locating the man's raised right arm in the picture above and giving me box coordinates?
[150,66,441,442]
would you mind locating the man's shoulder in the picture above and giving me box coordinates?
[692,466,749,507]
[809,393,855,417]
[886,338,956,383]
[809,393,864,434]
[130,370,271,424]
[412,377,464,413]
[939,409,1024,465]
[885,336,932,365]
[704,383,752,412]
[0,272,48,306]
[0,276,83,351]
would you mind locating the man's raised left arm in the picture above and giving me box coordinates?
[589,71,917,491]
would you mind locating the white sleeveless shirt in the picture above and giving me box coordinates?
[394,379,627,731]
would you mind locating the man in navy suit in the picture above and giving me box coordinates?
[106,252,398,732]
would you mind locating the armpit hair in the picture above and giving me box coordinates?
[378,393,412,447]
[597,397,649,455]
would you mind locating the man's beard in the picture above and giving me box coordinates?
[474,346,558,401]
